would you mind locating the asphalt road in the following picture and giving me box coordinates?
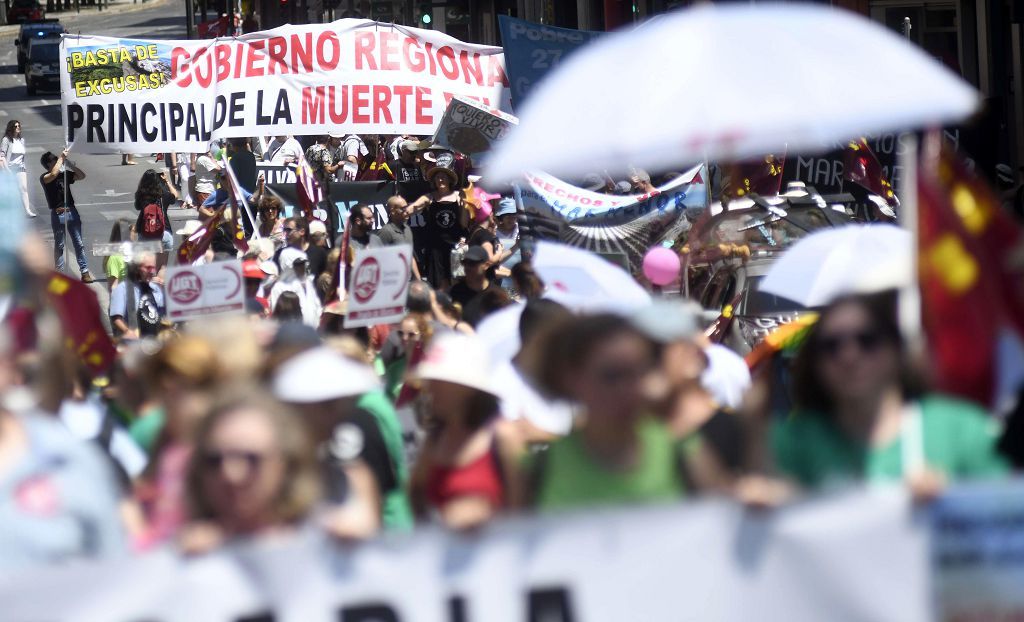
[0,0,192,294]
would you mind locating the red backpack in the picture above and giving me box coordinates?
[140,202,167,239]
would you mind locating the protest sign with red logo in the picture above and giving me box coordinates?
[165,260,245,321]
[344,245,412,328]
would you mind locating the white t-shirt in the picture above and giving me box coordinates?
[193,154,220,194]
[1,136,27,171]
[494,360,575,436]
[265,137,303,165]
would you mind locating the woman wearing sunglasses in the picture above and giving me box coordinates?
[181,389,320,553]
[768,293,1007,498]
[525,313,690,512]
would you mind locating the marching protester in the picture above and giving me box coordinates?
[377,196,421,280]
[180,388,321,554]
[384,139,425,183]
[226,138,258,193]
[258,195,287,246]
[109,253,166,340]
[272,347,402,537]
[1,120,35,217]
[40,149,94,282]
[0,330,126,570]
[305,135,341,193]
[306,220,330,283]
[264,135,304,165]
[409,167,468,290]
[269,248,322,328]
[756,293,1008,501]
[525,314,691,511]
[408,333,522,529]
[133,168,177,253]
[105,219,133,293]
[192,143,221,209]
[448,246,507,328]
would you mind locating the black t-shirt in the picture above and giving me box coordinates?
[449,279,502,327]
[386,158,424,183]
[306,244,328,278]
[39,171,75,211]
[425,200,466,248]
[230,150,258,192]
[469,228,500,279]
[319,408,398,505]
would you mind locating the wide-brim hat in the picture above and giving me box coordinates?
[175,219,203,237]
[412,333,496,396]
[426,166,460,187]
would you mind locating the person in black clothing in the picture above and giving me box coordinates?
[409,167,468,290]
[39,150,94,283]
[448,245,507,327]
[384,140,425,184]
[227,138,258,192]
[306,220,329,284]
[134,168,179,256]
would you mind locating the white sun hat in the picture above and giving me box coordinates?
[273,347,380,403]
[412,333,497,396]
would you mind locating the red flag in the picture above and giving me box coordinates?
[176,206,225,265]
[934,148,1024,336]
[918,178,996,404]
[844,138,899,220]
[219,154,251,255]
[294,154,320,223]
[721,153,786,202]
[45,273,117,376]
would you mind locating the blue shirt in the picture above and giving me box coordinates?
[109,281,166,321]
[0,412,126,572]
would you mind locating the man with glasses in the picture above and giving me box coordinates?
[109,252,166,340]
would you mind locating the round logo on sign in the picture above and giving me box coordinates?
[352,257,381,304]
[169,271,202,304]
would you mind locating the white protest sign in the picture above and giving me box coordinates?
[344,244,412,328]
[60,21,511,153]
[165,260,245,321]
[432,95,518,158]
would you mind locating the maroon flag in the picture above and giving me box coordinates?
[45,273,116,376]
[176,206,225,265]
[721,153,786,201]
[844,138,899,219]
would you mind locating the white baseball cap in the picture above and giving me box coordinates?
[308,219,328,236]
[412,333,497,396]
[273,347,380,403]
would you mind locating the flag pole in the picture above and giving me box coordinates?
[898,132,922,354]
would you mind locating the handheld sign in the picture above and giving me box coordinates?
[165,260,245,321]
[432,97,518,159]
[344,245,412,328]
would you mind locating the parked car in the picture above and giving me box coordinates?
[24,37,60,95]
[7,0,44,23]
[16,20,63,72]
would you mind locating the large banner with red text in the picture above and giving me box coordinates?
[59,20,511,153]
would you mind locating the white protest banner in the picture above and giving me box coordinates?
[432,96,517,158]
[345,244,412,328]
[60,20,511,153]
[930,482,1024,621]
[165,260,245,321]
[0,489,931,622]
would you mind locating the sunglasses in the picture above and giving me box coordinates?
[203,450,270,473]
[592,362,648,385]
[818,329,885,357]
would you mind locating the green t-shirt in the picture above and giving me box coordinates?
[530,418,686,512]
[772,395,1008,490]
[105,254,127,282]
[356,390,414,531]
[128,407,166,456]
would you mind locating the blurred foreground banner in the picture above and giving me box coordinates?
[0,486,966,622]
[60,21,510,153]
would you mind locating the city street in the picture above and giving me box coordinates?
[0,0,187,286]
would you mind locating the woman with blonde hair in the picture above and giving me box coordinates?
[180,388,321,553]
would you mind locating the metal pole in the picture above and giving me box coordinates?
[186,0,195,38]
[898,132,922,353]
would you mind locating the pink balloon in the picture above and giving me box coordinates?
[642,247,681,286]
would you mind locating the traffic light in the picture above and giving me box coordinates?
[418,2,432,27]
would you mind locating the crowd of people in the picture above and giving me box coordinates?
[0,127,1019,577]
